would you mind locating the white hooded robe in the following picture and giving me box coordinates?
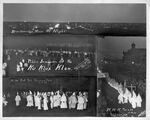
[15,95,21,106]
[131,91,137,109]
[54,94,61,107]
[136,93,142,107]
[50,95,54,109]
[60,94,67,109]
[43,95,48,110]
[26,94,33,107]
[83,95,88,109]
[77,95,84,110]
[37,96,42,110]
[69,95,77,109]
[118,92,124,104]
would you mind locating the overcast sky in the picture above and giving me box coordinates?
[4,4,146,23]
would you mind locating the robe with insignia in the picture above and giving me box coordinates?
[54,94,61,107]
[26,94,33,107]
[60,94,67,109]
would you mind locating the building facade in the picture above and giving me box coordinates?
[123,43,146,65]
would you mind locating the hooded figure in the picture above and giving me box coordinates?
[60,93,67,109]
[50,92,54,109]
[68,95,72,109]
[3,94,8,106]
[131,90,137,109]
[26,91,34,107]
[77,92,84,110]
[128,91,132,104]
[118,83,123,94]
[37,92,42,110]
[43,93,48,110]
[69,92,77,109]
[123,88,130,103]
[136,93,142,107]
[59,57,64,63]
[15,92,21,106]
[118,91,124,104]
[34,92,38,107]
[3,63,7,76]
[53,91,61,108]
[83,92,88,109]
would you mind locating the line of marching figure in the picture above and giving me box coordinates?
[11,90,88,111]
[107,78,142,109]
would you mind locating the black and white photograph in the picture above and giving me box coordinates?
[1,2,148,118]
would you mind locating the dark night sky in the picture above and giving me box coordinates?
[3,4,146,58]
[97,36,146,58]
[4,4,146,23]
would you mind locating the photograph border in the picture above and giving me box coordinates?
[0,0,149,120]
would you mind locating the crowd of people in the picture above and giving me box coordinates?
[4,48,94,60]
[6,22,99,34]
[3,90,88,111]
[3,48,94,74]
[6,22,140,35]
[117,88,142,109]
[106,74,142,109]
